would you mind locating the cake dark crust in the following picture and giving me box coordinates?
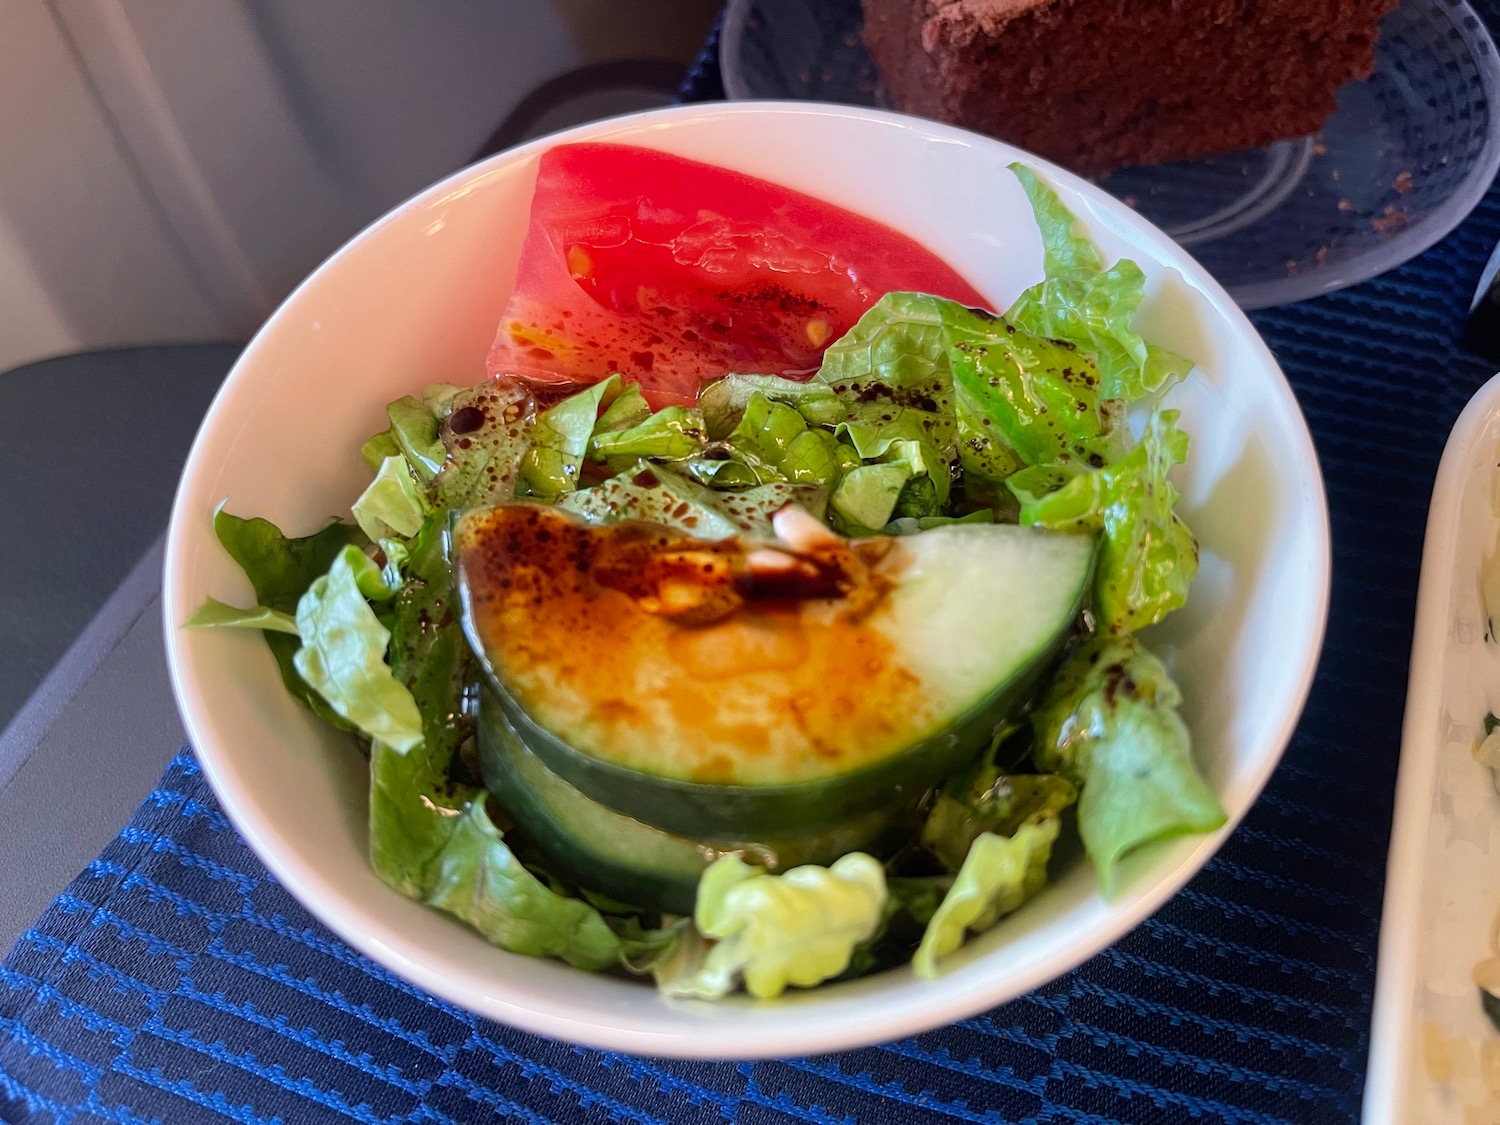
[861,0,1400,174]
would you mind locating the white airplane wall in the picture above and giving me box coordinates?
[0,0,716,374]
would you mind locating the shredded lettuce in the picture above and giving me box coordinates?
[1017,407,1197,633]
[432,378,536,510]
[384,395,447,482]
[589,405,706,470]
[658,854,887,1000]
[1008,164,1193,403]
[422,801,624,969]
[293,545,423,753]
[681,454,774,490]
[369,513,482,892]
[816,291,956,396]
[829,463,912,533]
[517,375,622,500]
[914,819,1059,977]
[352,455,429,543]
[812,290,1122,487]
[361,429,402,471]
[199,507,357,728]
[181,597,299,635]
[593,382,652,434]
[701,373,846,437]
[921,767,1077,874]
[366,514,625,967]
[560,461,826,538]
[1031,635,1225,890]
[726,392,860,488]
[361,392,450,482]
[885,509,994,536]
[421,382,464,419]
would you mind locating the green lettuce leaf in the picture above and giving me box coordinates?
[658,853,887,1000]
[517,375,621,500]
[921,768,1077,873]
[947,315,1123,481]
[361,391,452,481]
[891,475,941,521]
[366,514,622,969]
[181,597,299,635]
[829,463,912,533]
[594,382,652,434]
[432,378,536,511]
[1017,406,1197,633]
[1008,164,1192,402]
[370,514,480,892]
[559,461,826,539]
[384,395,447,483]
[814,293,959,474]
[207,506,357,728]
[589,405,707,470]
[420,382,464,419]
[344,546,399,600]
[884,436,951,508]
[681,454,776,490]
[726,392,859,488]
[361,429,401,471]
[816,291,956,394]
[651,925,715,994]
[377,537,409,590]
[352,455,429,543]
[1031,634,1226,891]
[814,291,1120,487]
[841,875,953,980]
[422,801,623,970]
[617,916,691,972]
[702,374,846,438]
[913,819,1059,977]
[293,545,423,752]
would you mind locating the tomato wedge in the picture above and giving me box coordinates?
[486,142,988,407]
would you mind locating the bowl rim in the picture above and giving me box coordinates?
[162,99,1332,1058]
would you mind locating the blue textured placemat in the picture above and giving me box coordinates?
[8,17,1500,1125]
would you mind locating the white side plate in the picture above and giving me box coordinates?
[1368,370,1500,1121]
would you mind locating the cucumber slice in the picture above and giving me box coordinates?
[457,505,1094,837]
[477,691,904,915]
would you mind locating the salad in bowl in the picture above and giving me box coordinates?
[185,140,1220,1001]
[164,104,1327,1056]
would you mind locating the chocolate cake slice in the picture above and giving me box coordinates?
[861,0,1400,174]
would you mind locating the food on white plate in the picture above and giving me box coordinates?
[186,143,1223,999]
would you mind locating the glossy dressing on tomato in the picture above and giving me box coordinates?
[486,143,988,407]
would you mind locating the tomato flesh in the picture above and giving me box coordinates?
[487,142,988,407]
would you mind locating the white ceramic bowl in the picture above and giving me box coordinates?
[163,102,1331,1059]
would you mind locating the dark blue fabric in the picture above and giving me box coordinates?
[9,10,1500,1123]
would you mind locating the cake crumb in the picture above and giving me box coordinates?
[1312,141,1328,156]
[1337,199,1352,212]
[1332,170,1341,182]
[1373,204,1409,236]
[1394,171,1413,194]
[1286,258,1301,276]
[1315,246,1330,264]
